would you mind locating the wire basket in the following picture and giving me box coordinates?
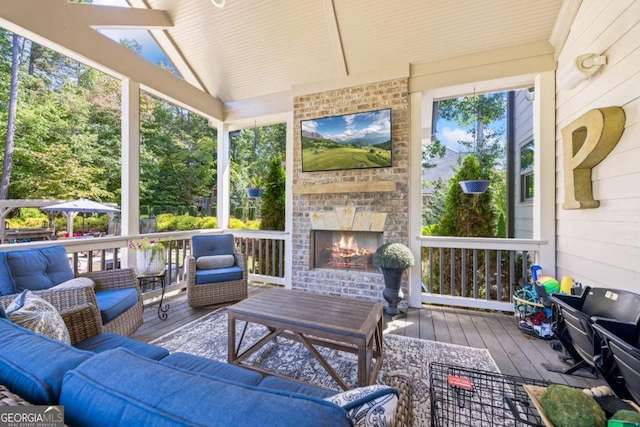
[430,362,550,427]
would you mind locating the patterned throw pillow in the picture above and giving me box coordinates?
[324,385,398,427]
[6,290,71,344]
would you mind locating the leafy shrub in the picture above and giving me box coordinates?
[197,217,217,229]
[174,215,198,230]
[228,218,246,229]
[374,243,415,269]
[19,208,47,220]
[156,213,177,231]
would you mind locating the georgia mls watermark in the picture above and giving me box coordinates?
[0,406,64,427]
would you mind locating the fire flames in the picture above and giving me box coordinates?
[326,233,374,269]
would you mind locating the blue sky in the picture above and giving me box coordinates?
[92,0,172,68]
[435,109,506,153]
[301,109,391,142]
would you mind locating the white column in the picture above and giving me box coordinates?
[533,71,556,271]
[121,79,140,268]
[408,91,425,308]
[216,122,230,230]
[284,112,294,289]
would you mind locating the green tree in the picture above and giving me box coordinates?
[260,157,285,231]
[438,93,506,175]
[438,155,496,238]
[1,33,21,199]
[422,178,447,228]
[139,94,217,208]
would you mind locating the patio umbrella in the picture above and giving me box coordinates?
[41,199,120,234]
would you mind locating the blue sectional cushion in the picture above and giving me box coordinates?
[192,234,235,258]
[195,266,243,285]
[60,349,353,427]
[0,318,92,404]
[0,252,15,296]
[74,332,168,360]
[5,246,74,292]
[258,376,336,399]
[95,288,138,324]
[161,352,262,385]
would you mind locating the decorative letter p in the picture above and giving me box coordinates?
[561,107,625,209]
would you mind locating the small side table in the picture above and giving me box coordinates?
[138,272,169,320]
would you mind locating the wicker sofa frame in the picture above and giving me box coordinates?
[0,268,143,337]
[186,252,248,307]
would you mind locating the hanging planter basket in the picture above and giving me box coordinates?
[459,180,490,194]
[246,188,264,198]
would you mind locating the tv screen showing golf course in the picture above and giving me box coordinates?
[301,108,392,172]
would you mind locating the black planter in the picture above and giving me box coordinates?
[381,267,406,316]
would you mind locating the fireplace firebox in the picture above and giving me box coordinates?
[312,230,383,272]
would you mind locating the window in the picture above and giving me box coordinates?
[520,140,534,202]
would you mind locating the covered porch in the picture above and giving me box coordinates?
[0,0,639,424]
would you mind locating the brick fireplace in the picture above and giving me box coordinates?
[291,78,410,302]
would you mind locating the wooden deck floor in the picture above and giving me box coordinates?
[132,283,605,390]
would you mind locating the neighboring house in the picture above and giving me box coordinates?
[513,90,534,239]
[422,147,459,201]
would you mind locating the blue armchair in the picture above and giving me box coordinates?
[187,234,247,307]
[0,246,142,336]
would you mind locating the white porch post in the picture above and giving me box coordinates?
[216,122,230,229]
[121,79,141,268]
[533,71,556,271]
[408,91,425,308]
[284,112,294,289]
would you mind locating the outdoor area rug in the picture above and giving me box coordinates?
[151,309,500,427]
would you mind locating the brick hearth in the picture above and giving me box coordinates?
[291,78,410,302]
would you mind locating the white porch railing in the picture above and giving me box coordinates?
[418,236,547,312]
[0,229,288,301]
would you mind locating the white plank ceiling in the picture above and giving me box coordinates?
[139,0,563,104]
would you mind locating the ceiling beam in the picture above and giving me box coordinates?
[66,2,172,30]
[126,0,206,93]
[322,0,348,77]
[549,0,583,59]
[0,0,221,120]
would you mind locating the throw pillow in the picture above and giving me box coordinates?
[0,304,6,319]
[325,385,398,427]
[52,277,95,290]
[196,255,235,270]
[5,290,71,344]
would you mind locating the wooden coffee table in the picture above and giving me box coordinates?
[227,288,384,390]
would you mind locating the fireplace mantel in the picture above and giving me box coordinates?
[310,207,387,232]
[293,181,397,195]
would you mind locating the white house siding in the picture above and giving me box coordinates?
[513,90,534,238]
[555,0,640,292]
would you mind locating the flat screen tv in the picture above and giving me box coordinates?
[301,108,392,172]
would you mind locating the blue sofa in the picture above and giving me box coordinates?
[0,245,143,336]
[0,316,387,426]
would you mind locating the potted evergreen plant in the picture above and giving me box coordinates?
[373,242,415,316]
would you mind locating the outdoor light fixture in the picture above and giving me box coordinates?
[524,87,535,102]
[557,53,607,90]
[211,0,226,8]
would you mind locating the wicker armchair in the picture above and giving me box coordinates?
[187,234,248,307]
[0,268,143,337]
[79,268,143,336]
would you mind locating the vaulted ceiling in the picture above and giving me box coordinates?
[136,0,564,104]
